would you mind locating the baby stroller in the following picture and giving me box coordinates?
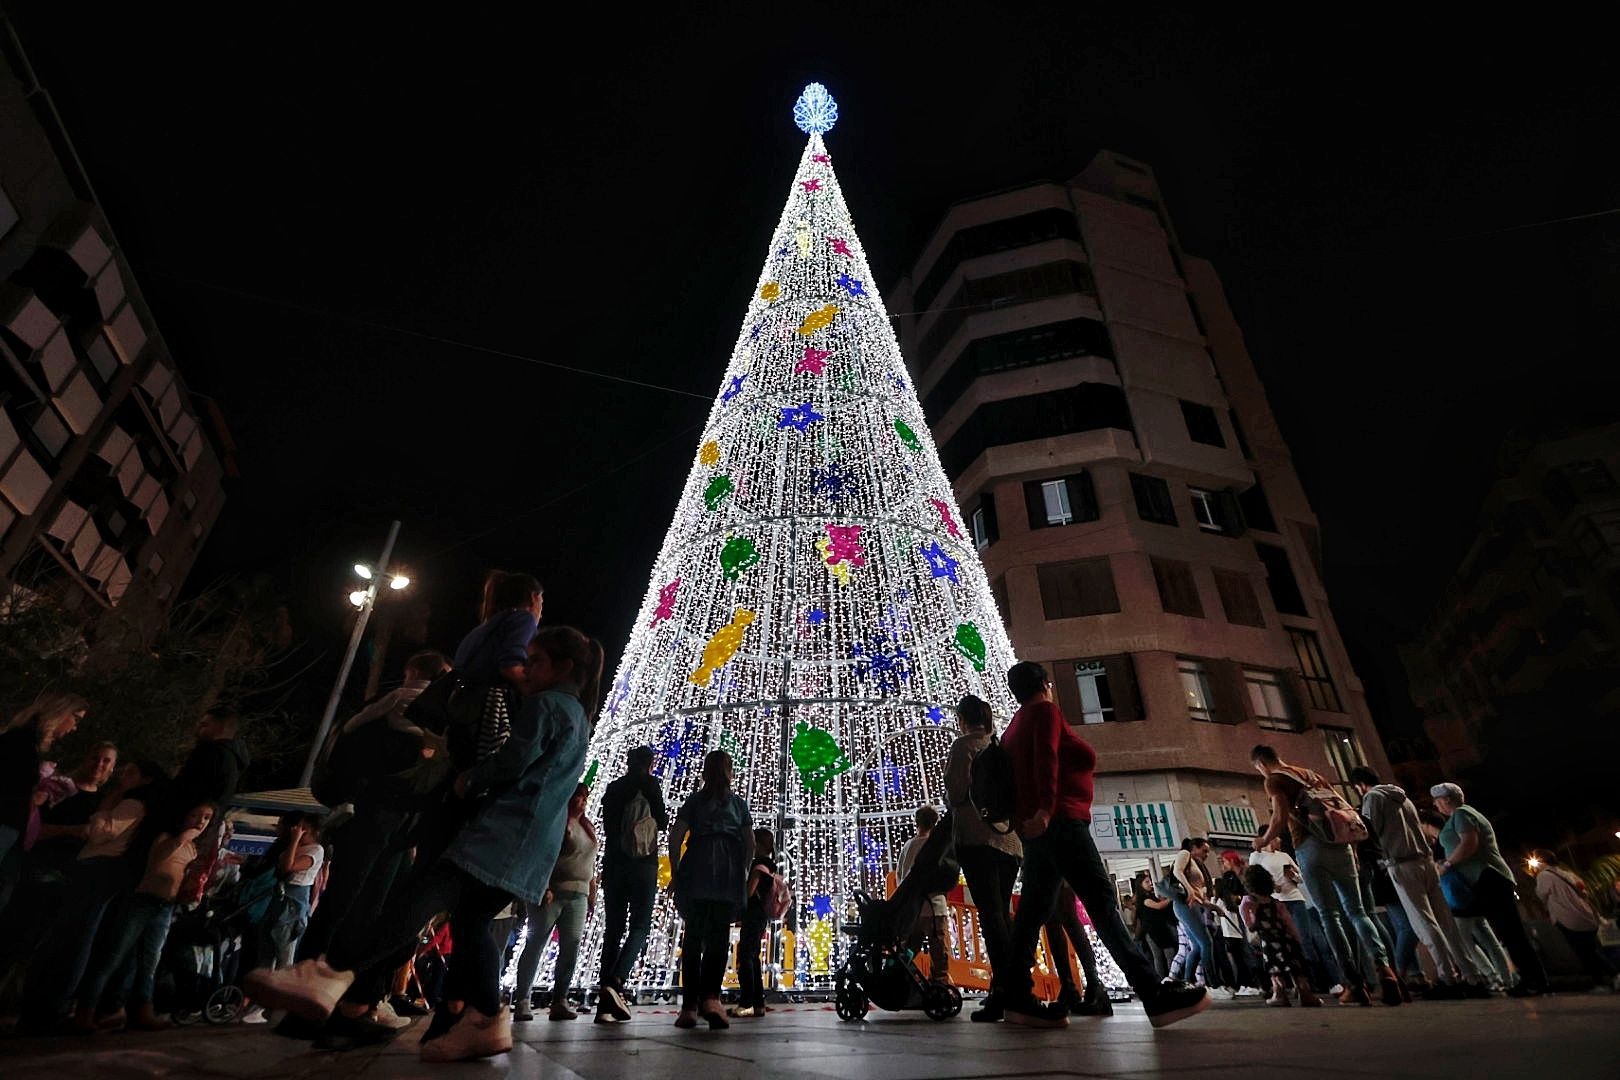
[834,812,963,1022]
[162,880,260,1025]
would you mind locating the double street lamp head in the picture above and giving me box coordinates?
[346,563,411,607]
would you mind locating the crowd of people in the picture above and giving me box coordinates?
[4,589,1616,1062]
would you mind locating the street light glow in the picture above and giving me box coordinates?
[1526,856,1541,871]
[348,589,368,608]
[389,574,410,590]
[354,563,373,579]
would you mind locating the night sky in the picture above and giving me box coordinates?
[9,7,1619,767]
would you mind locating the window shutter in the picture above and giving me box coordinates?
[1102,653,1143,721]
[981,492,1000,542]
[1024,480,1047,531]
[1208,659,1249,726]
[1052,660,1084,723]
[1217,490,1246,537]
[1067,471,1098,522]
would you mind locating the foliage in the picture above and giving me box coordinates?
[0,575,313,779]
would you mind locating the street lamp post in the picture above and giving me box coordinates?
[298,519,406,788]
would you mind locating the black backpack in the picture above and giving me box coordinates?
[969,734,1017,834]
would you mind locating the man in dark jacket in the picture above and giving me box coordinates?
[172,707,250,817]
[594,746,668,1022]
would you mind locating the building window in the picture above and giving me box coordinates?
[1179,659,1217,722]
[971,506,990,550]
[1239,480,1277,532]
[1244,668,1298,731]
[1152,557,1204,618]
[1073,659,1115,724]
[1255,541,1307,616]
[1213,567,1265,627]
[1190,488,1223,532]
[1180,400,1225,448]
[1038,557,1121,619]
[1288,626,1342,712]
[1320,726,1369,804]
[1131,473,1177,526]
[1023,473,1098,530]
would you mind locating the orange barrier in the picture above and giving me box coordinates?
[885,874,1065,998]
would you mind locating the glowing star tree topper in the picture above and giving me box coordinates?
[575,83,1017,994]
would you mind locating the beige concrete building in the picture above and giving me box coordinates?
[893,150,1391,881]
[0,23,225,643]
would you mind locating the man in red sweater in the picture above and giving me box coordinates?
[998,661,1209,1029]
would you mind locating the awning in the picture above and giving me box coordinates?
[228,787,329,815]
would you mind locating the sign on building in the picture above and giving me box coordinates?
[1204,802,1260,842]
[1094,802,1179,852]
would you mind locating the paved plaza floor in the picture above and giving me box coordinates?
[2,992,1617,1080]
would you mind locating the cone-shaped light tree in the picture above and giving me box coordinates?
[580,84,1018,990]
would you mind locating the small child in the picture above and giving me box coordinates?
[1240,864,1320,1007]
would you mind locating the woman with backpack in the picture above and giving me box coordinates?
[943,694,1022,1023]
[730,827,778,1018]
[1251,744,1400,1006]
[668,750,754,1031]
[512,783,598,1022]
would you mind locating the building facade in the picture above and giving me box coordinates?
[1400,423,1620,841]
[0,24,225,644]
[893,150,1391,881]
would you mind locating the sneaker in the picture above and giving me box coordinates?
[1072,988,1114,1017]
[1234,986,1265,998]
[1056,987,1085,1014]
[239,1006,268,1025]
[969,996,1004,1023]
[1143,984,1211,1029]
[390,995,431,1017]
[726,1006,760,1018]
[549,1002,578,1021]
[1216,986,1238,999]
[1002,995,1069,1029]
[1339,984,1373,1006]
[513,1002,535,1022]
[1265,994,1291,1007]
[419,1007,512,1063]
[1379,971,1405,1007]
[597,984,632,1023]
[242,959,355,1022]
[370,1000,414,1031]
[1327,983,1346,996]
[673,1010,699,1029]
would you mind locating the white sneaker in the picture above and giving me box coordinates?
[1234,987,1265,998]
[1328,984,1346,996]
[239,1006,267,1025]
[242,959,355,1022]
[370,999,413,1031]
[419,1007,513,1063]
[1218,987,1238,999]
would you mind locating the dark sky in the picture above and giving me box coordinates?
[10,6,1619,758]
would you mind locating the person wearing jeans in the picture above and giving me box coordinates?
[1352,770,1487,996]
[997,662,1209,1030]
[1170,838,1223,991]
[945,695,1023,1022]
[513,784,598,1021]
[1431,782,1548,996]
[1251,744,1401,1007]
[596,746,668,1022]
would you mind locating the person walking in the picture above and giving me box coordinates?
[1251,744,1400,1006]
[512,783,598,1022]
[1530,851,1614,986]
[944,694,1022,1022]
[668,750,754,1031]
[594,745,669,1023]
[1430,782,1549,997]
[1350,767,1488,997]
[1045,882,1114,1015]
[1169,838,1225,994]
[997,661,1208,1029]
[730,827,777,1018]
[245,626,600,1063]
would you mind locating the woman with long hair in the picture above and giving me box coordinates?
[0,693,88,872]
[512,783,599,1022]
[669,750,754,1031]
[247,626,602,1064]
[1131,870,1178,978]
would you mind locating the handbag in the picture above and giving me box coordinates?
[1156,871,1188,903]
[1439,865,1476,915]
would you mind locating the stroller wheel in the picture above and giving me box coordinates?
[834,974,869,1022]
[922,982,961,1021]
[206,984,245,1025]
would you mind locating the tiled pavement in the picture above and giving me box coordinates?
[2,992,1616,1079]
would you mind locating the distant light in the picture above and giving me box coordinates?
[389,575,410,591]
[348,590,368,608]
[1526,856,1541,871]
[793,83,838,135]
[1614,830,1620,840]
[354,564,373,579]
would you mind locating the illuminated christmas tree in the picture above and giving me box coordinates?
[579,83,1018,991]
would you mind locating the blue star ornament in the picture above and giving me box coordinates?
[926,705,946,726]
[836,273,867,298]
[722,374,747,403]
[793,83,839,135]
[778,401,824,432]
[921,541,960,582]
[811,463,856,504]
[807,608,828,626]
